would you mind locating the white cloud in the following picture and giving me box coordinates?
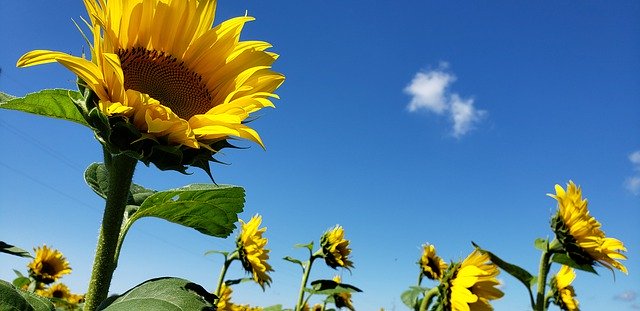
[614,290,638,302]
[404,65,486,138]
[626,150,640,195]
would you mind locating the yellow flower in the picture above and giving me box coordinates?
[216,283,234,311]
[418,243,448,280]
[37,283,71,299]
[441,249,504,311]
[551,266,580,311]
[311,304,324,311]
[320,225,354,269]
[237,214,273,288]
[549,181,627,274]
[332,276,355,311]
[17,0,283,171]
[28,245,71,284]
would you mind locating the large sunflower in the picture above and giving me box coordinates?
[419,243,448,281]
[320,225,354,270]
[237,214,273,288]
[439,249,504,311]
[28,245,72,284]
[549,181,627,274]
[550,266,580,311]
[18,0,283,171]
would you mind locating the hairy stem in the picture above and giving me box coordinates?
[535,249,552,311]
[418,287,439,311]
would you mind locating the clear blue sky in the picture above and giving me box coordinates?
[1,1,639,310]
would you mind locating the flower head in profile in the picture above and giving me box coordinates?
[418,243,448,281]
[28,245,71,284]
[550,266,580,311]
[437,249,504,311]
[549,181,627,274]
[320,225,354,270]
[237,214,273,288]
[331,275,355,311]
[17,0,284,175]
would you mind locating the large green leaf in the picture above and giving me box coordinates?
[0,242,32,258]
[401,286,428,310]
[0,89,88,127]
[122,184,245,238]
[0,279,55,311]
[84,163,156,205]
[97,277,216,311]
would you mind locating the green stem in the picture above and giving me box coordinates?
[295,249,323,311]
[534,249,552,311]
[418,287,439,311]
[215,252,238,297]
[84,152,137,311]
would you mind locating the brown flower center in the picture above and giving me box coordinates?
[40,261,58,276]
[117,47,213,119]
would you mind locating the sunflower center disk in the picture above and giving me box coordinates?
[117,47,213,119]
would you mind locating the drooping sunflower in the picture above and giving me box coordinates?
[17,0,284,173]
[418,243,448,281]
[28,245,72,284]
[549,181,627,274]
[237,214,273,288]
[437,249,504,311]
[320,225,354,270]
[331,275,355,311]
[550,266,580,311]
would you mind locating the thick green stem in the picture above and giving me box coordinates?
[84,153,137,311]
[418,287,438,311]
[534,249,552,311]
[295,257,315,311]
[215,252,238,297]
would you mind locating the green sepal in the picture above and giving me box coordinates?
[401,286,429,309]
[0,242,32,258]
[550,253,598,274]
[0,279,55,311]
[0,89,88,127]
[96,277,217,311]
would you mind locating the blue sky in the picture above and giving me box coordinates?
[1,1,639,310]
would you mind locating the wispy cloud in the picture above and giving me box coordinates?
[625,151,640,195]
[614,290,638,302]
[404,64,486,138]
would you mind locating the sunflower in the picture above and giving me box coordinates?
[549,181,627,274]
[216,283,234,311]
[438,249,504,311]
[17,0,284,173]
[550,266,580,311]
[320,225,354,270]
[237,214,273,288]
[37,283,71,299]
[28,245,72,284]
[418,243,448,281]
[332,275,355,311]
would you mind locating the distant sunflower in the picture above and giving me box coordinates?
[332,275,355,311]
[418,243,447,281]
[549,181,627,274]
[320,225,354,270]
[28,245,71,284]
[18,0,283,172]
[216,283,234,311]
[550,266,580,311]
[237,214,273,288]
[438,249,504,311]
[38,283,71,300]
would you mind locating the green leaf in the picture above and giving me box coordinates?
[84,163,156,205]
[0,279,55,311]
[122,184,245,238]
[534,238,548,251]
[294,242,314,251]
[0,91,16,103]
[97,277,216,311]
[262,305,283,311]
[0,241,32,258]
[204,250,229,257]
[309,279,362,293]
[12,277,31,290]
[551,253,598,274]
[0,89,88,127]
[283,256,304,267]
[473,242,535,288]
[401,286,428,309]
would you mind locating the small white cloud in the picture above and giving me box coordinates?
[614,290,638,302]
[625,176,640,195]
[629,151,640,170]
[404,70,454,114]
[404,64,486,138]
[450,95,486,138]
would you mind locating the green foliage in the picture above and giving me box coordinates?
[262,305,284,311]
[551,253,598,274]
[122,184,245,238]
[97,277,216,311]
[0,242,32,258]
[0,279,55,311]
[0,89,88,127]
[401,286,428,309]
[534,238,548,251]
[84,163,156,205]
